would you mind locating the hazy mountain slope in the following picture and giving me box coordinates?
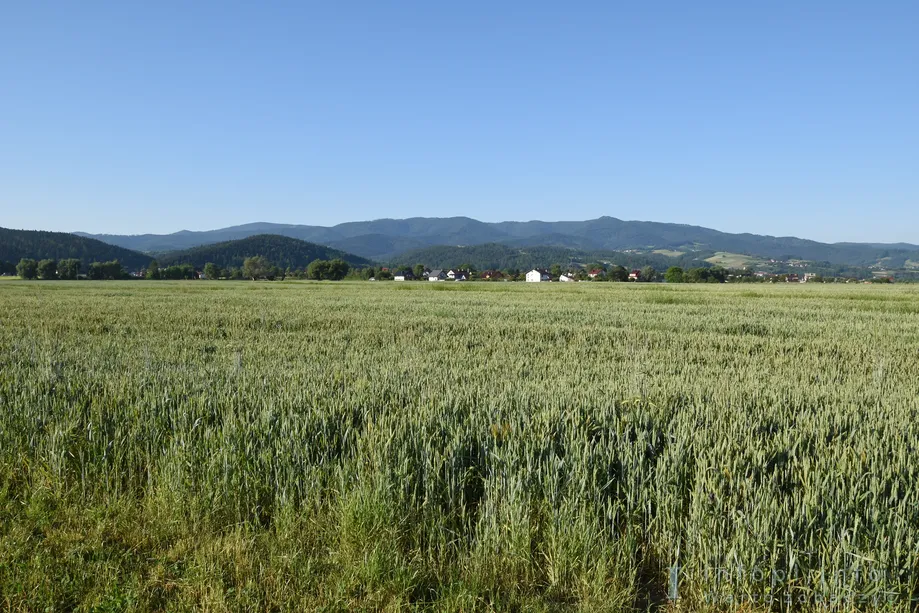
[77,216,919,267]
[76,223,343,252]
[0,227,153,270]
[157,234,372,269]
[325,234,430,260]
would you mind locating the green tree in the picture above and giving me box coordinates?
[37,259,58,280]
[307,259,331,280]
[88,260,125,280]
[685,267,716,283]
[58,259,81,280]
[708,266,728,283]
[664,266,684,283]
[162,264,196,280]
[16,258,38,279]
[413,264,426,279]
[243,256,272,280]
[306,259,348,280]
[550,264,562,278]
[608,265,628,282]
[106,260,126,280]
[640,266,658,282]
[204,262,222,280]
[327,259,350,280]
[146,260,161,280]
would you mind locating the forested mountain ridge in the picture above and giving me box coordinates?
[157,234,373,269]
[0,227,153,270]
[77,216,919,266]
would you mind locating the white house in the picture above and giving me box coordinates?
[526,269,551,282]
[428,269,447,281]
[559,274,576,282]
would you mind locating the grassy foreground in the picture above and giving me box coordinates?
[1,281,918,611]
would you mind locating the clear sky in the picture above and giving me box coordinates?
[1,1,917,243]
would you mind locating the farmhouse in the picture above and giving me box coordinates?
[559,274,576,282]
[394,271,414,281]
[628,269,641,281]
[428,269,447,281]
[587,269,603,278]
[447,269,470,281]
[526,269,551,282]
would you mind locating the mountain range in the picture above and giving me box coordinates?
[77,217,919,268]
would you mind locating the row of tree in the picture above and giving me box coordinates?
[198,257,352,281]
[15,255,891,286]
[14,255,354,282]
[663,266,728,283]
[146,261,198,280]
[15,258,126,280]
[661,267,876,283]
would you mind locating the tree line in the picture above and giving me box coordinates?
[11,256,883,284]
[193,257,353,281]
[13,258,126,280]
[11,255,355,282]
[202,256,353,280]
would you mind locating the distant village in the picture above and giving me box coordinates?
[379,267,884,283]
[393,268,639,282]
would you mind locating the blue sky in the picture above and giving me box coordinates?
[1,1,917,243]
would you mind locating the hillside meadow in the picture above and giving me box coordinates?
[1,280,918,611]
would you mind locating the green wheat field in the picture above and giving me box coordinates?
[1,281,918,611]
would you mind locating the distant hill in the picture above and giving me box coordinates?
[325,233,430,260]
[158,234,373,270]
[0,227,152,270]
[389,243,703,272]
[77,216,919,267]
